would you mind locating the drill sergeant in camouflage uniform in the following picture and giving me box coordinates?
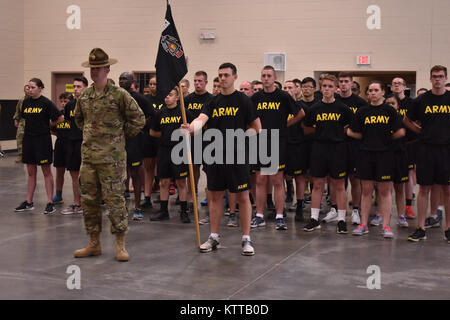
[74,48,145,262]
[13,85,30,163]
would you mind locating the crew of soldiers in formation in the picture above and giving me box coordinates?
[7,48,450,260]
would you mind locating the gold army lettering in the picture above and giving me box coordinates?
[23,107,43,114]
[364,115,390,125]
[211,107,239,118]
[316,113,342,122]
[188,103,203,110]
[160,116,182,124]
[257,102,281,110]
[424,105,450,114]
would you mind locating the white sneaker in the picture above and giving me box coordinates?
[351,209,361,225]
[200,236,220,253]
[322,207,338,223]
[241,240,255,256]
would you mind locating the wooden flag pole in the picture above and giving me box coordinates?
[178,83,201,249]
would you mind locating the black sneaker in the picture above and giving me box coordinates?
[337,220,348,234]
[275,218,287,230]
[44,203,56,214]
[408,227,427,242]
[425,216,440,229]
[150,210,169,221]
[15,201,34,212]
[180,211,191,223]
[303,218,321,232]
[444,229,450,244]
[140,198,153,209]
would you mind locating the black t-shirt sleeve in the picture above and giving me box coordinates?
[151,111,161,132]
[286,93,300,116]
[47,99,61,121]
[342,104,354,126]
[391,108,404,132]
[186,109,195,123]
[406,98,419,121]
[200,98,214,119]
[303,105,316,127]
[350,109,363,133]
[244,95,258,125]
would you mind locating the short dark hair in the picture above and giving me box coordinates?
[213,77,219,83]
[368,80,386,91]
[301,77,316,88]
[353,81,360,89]
[445,83,450,88]
[251,80,262,86]
[195,71,208,80]
[219,62,237,75]
[74,76,88,87]
[59,92,73,100]
[274,81,282,89]
[430,65,447,77]
[262,65,276,73]
[29,78,44,89]
[417,87,428,94]
[338,72,353,80]
[385,93,401,106]
[292,78,302,87]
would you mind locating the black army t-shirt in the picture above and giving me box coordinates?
[407,90,450,145]
[145,94,165,111]
[152,104,194,148]
[351,103,403,152]
[21,95,61,136]
[132,91,155,134]
[298,99,318,142]
[64,99,83,140]
[251,88,299,140]
[397,96,418,142]
[337,94,369,141]
[201,90,258,162]
[304,100,353,143]
[287,101,304,144]
[184,92,213,118]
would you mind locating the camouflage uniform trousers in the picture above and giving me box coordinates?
[79,160,129,235]
[16,120,25,157]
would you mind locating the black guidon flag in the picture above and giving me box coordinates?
[155,0,188,100]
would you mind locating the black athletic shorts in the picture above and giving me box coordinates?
[126,133,144,167]
[347,139,361,175]
[286,143,307,176]
[393,150,409,184]
[65,139,82,172]
[405,142,417,170]
[415,143,450,186]
[53,137,68,168]
[206,163,251,193]
[310,142,347,179]
[157,145,188,180]
[142,133,159,158]
[255,138,287,173]
[357,150,394,182]
[22,134,53,166]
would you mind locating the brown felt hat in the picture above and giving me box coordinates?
[81,48,118,68]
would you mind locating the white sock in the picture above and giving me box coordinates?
[338,209,346,221]
[276,213,283,219]
[242,235,251,242]
[210,233,220,241]
[256,213,264,219]
[438,205,444,211]
[311,208,320,220]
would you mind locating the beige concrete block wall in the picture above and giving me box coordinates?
[0,0,24,99]
[1,0,450,100]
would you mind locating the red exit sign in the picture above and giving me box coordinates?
[357,55,371,65]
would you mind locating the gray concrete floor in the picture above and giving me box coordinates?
[0,151,449,300]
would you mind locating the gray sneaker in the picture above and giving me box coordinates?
[370,214,383,226]
[241,240,255,256]
[397,215,409,228]
[425,216,441,229]
[251,216,266,228]
[227,214,238,227]
[61,205,83,215]
[199,214,210,225]
[323,208,338,223]
[200,236,219,253]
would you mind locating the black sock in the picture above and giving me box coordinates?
[353,206,359,211]
[180,201,187,213]
[160,200,168,212]
[56,190,62,198]
[406,199,412,206]
[145,196,151,202]
[267,194,273,204]
[297,200,304,212]
[332,204,338,211]
[286,180,293,195]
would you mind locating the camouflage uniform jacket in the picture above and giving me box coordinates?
[13,95,27,122]
[74,83,145,164]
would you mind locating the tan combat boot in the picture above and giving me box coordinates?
[74,233,101,258]
[115,234,129,262]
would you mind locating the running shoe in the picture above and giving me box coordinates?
[251,216,266,228]
[370,214,383,226]
[381,226,394,239]
[303,218,321,232]
[408,227,426,242]
[201,197,208,206]
[227,214,238,227]
[405,205,415,219]
[52,194,64,204]
[351,209,361,225]
[15,201,34,212]
[425,216,440,229]
[275,218,287,230]
[445,229,450,244]
[397,215,409,228]
[323,207,338,223]
[199,214,210,225]
[200,236,219,253]
[337,220,348,234]
[241,240,255,256]
[132,208,143,221]
[0,151,5,158]
[44,203,56,214]
[180,211,191,223]
[352,224,369,236]
[61,205,83,215]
